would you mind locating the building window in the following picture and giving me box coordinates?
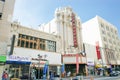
[104,44,108,48]
[100,23,104,28]
[33,43,36,49]
[21,40,25,47]
[17,34,56,52]
[46,40,56,52]
[109,39,112,44]
[102,30,106,35]
[112,35,115,38]
[30,42,33,48]
[113,41,116,45]
[39,39,45,50]
[107,33,111,37]
[103,37,107,42]
[22,35,26,39]
[25,41,29,48]
[111,28,113,33]
[106,26,109,31]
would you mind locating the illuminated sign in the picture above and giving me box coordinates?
[71,13,78,47]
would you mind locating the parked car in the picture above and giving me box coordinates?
[109,71,119,77]
[116,71,120,75]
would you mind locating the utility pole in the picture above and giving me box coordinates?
[9,35,15,55]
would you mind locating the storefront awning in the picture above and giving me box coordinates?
[6,60,31,64]
[6,55,31,65]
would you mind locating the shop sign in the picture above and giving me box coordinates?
[0,55,6,62]
[95,64,102,68]
[87,61,94,66]
[87,58,94,66]
[63,54,76,56]
[6,55,30,62]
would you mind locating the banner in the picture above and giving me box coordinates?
[61,64,65,74]
[43,64,48,74]
[96,41,101,59]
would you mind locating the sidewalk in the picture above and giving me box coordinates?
[30,75,109,80]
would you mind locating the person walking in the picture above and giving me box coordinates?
[2,71,8,80]
[31,68,36,80]
[67,71,71,77]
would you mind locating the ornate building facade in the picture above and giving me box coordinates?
[39,7,87,76]
[6,22,62,79]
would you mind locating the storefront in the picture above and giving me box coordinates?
[8,47,62,79]
[30,53,61,79]
[62,54,87,76]
[30,57,48,79]
[87,58,95,75]
[6,55,31,79]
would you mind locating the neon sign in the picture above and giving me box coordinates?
[71,13,78,47]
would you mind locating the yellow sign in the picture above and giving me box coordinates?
[95,64,102,68]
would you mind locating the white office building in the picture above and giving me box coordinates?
[82,15,120,68]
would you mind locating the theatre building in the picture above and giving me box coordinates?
[39,7,88,76]
[6,22,62,79]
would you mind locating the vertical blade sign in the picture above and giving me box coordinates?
[71,13,78,47]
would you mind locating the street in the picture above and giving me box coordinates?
[37,76,120,80]
[84,76,120,80]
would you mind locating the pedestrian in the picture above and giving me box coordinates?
[50,71,54,80]
[67,71,71,77]
[31,68,36,80]
[2,71,8,80]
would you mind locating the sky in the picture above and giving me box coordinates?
[13,0,120,35]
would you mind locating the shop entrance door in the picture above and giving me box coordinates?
[13,68,21,78]
[9,67,21,79]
